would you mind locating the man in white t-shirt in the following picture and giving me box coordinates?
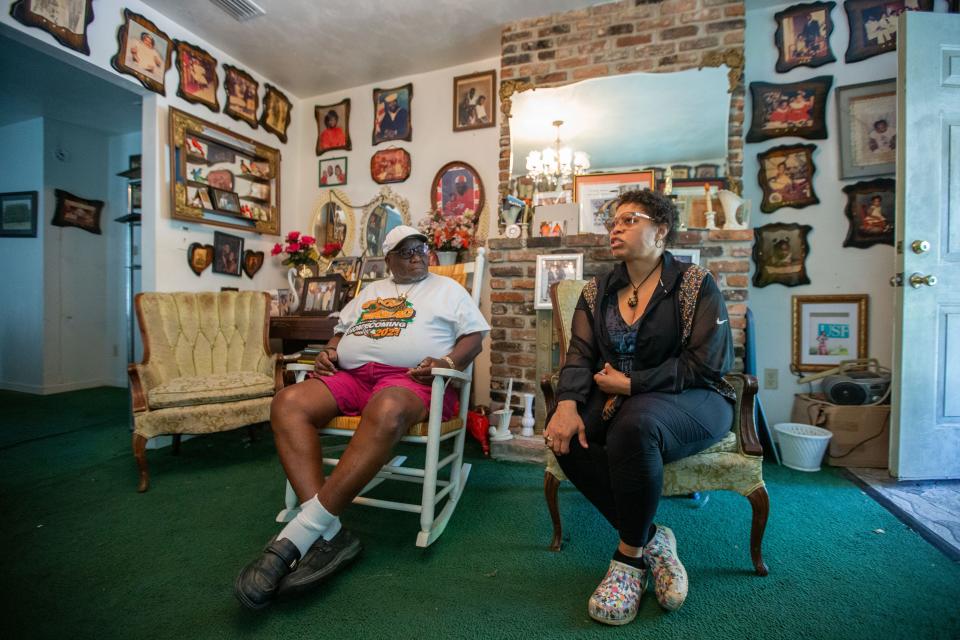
[236,226,489,610]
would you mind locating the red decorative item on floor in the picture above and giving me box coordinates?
[466,409,490,456]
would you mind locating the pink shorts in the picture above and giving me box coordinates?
[311,362,458,421]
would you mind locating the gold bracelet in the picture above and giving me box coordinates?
[441,355,456,370]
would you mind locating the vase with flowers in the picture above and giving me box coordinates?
[271,231,319,309]
[417,209,475,265]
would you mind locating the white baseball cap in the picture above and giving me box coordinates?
[382,225,428,254]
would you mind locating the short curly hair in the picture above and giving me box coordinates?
[613,189,678,244]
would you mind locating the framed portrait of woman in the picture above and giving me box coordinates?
[315,99,352,155]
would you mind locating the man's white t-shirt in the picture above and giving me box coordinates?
[334,273,490,371]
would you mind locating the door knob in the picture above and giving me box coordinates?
[909,273,937,288]
[911,240,931,254]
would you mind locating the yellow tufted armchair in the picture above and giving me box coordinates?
[541,280,770,576]
[128,291,282,492]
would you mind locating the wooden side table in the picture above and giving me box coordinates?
[269,315,338,354]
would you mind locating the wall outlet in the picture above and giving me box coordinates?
[763,368,778,390]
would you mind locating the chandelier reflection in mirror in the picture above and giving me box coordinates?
[524,120,590,190]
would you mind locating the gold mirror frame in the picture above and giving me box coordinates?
[311,189,355,256]
[360,186,411,256]
[497,48,745,200]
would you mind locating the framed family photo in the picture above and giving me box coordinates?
[174,40,219,112]
[260,84,292,143]
[453,70,496,131]
[0,191,38,238]
[111,9,173,95]
[51,189,102,235]
[319,157,347,187]
[573,171,656,234]
[371,148,411,184]
[315,99,351,155]
[791,294,869,372]
[535,253,583,310]
[836,79,895,179]
[372,83,412,145]
[211,188,241,215]
[844,0,905,63]
[842,178,895,248]
[329,256,361,281]
[431,161,484,220]
[745,76,832,143]
[212,231,243,277]
[752,222,812,288]
[359,256,387,281]
[223,64,259,129]
[299,275,346,315]
[11,0,94,55]
[774,2,836,72]
[757,143,819,213]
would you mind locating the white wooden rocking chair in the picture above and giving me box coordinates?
[276,248,486,548]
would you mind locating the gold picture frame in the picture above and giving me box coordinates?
[791,294,869,373]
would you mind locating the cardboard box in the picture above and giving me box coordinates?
[791,394,890,468]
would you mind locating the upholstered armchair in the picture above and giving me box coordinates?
[541,280,770,576]
[128,291,282,492]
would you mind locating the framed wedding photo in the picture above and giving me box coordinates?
[453,70,496,132]
[223,64,260,129]
[260,84,293,144]
[752,222,812,288]
[51,189,103,235]
[842,178,895,248]
[836,79,896,179]
[372,83,412,145]
[774,2,836,72]
[10,0,94,55]
[111,9,173,95]
[757,143,819,213]
[745,76,832,143]
[792,294,868,372]
[174,40,219,112]
[315,99,351,156]
[534,253,583,310]
[0,191,38,238]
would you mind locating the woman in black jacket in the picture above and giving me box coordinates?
[543,189,735,626]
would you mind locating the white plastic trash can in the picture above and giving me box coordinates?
[773,422,833,472]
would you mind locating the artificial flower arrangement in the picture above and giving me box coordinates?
[320,242,342,258]
[271,231,319,267]
[417,209,475,252]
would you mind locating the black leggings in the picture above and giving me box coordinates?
[555,388,733,547]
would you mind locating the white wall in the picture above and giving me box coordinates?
[0,118,45,392]
[744,2,897,424]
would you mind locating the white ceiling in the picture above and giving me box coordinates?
[141,0,608,97]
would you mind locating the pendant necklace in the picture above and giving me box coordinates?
[393,276,423,303]
[626,258,662,308]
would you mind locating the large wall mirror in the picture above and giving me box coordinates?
[360,186,410,256]
[311,189,355,257]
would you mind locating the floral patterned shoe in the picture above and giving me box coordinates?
[587,559,646,626]
[643,525,688,611]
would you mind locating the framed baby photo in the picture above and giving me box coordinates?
[174,40,219,112]
[260,84,293,143]
[774,2,837,72]
[836,79,895,179]
[51,189,103,235]
[223,64,260,129]
[212,231,243,277]
[453,70,496,132]
[319,157,348,187]
[0,191,38,238]
[752,222,812,288]
[843,0,906,63]
[842,178,895,248]
[534,253,583,310]
[745,76,832,143]
[315,99,352,156]
[791,294,868,372]
[372,83,412,145]
[298,275,346,316]
[10,0,95,55]
[110,9,173,95]
[757,144,819,213]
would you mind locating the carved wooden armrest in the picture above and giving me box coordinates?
[540,372,558,416]
[728,373,762,457]
[127,364,148,413]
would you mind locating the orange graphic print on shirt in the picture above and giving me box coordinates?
[345,296,416,339]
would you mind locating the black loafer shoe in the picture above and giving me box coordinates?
[234,537,301,610]
[277,529,362,597]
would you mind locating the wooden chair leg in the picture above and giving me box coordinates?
[746,485,770,576]
[171,434,182,455]
[132,433,150,493]
[544,471,563,551]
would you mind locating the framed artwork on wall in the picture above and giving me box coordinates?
[372,83,412,145]
[315,99,351,156]
[791,294,869,372]
[319,157,347,187]
[0,191,38,238]
[51,189,102,235]
[212,231,243,277]
[453,70,496,131]
[842,178,895,248]
[223,64,259,129]
[534,253,584,310]
[670,248,701,266]
[752,222,812,288]
[174,40,219,112]
[260,84,292,143]
[242,249,264,278]
[370,148,411,184]
[745,76,832,143]
[774,2,837,72]
[843,0,907,63]
[431,161,484,220]
[836,79,896,179]
[573,170,656,234]
[10,0,95,55]
[110,9,173,95]
[187,242,213,276]
[757,143,819,213]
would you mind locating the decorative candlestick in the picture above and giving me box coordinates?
[521,393,535,437]
[703,183,717,230]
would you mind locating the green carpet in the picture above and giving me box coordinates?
[0,388,957,639]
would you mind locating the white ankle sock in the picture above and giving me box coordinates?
[277,496,339,556]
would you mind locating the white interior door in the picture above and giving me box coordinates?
[890,11,960,480]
